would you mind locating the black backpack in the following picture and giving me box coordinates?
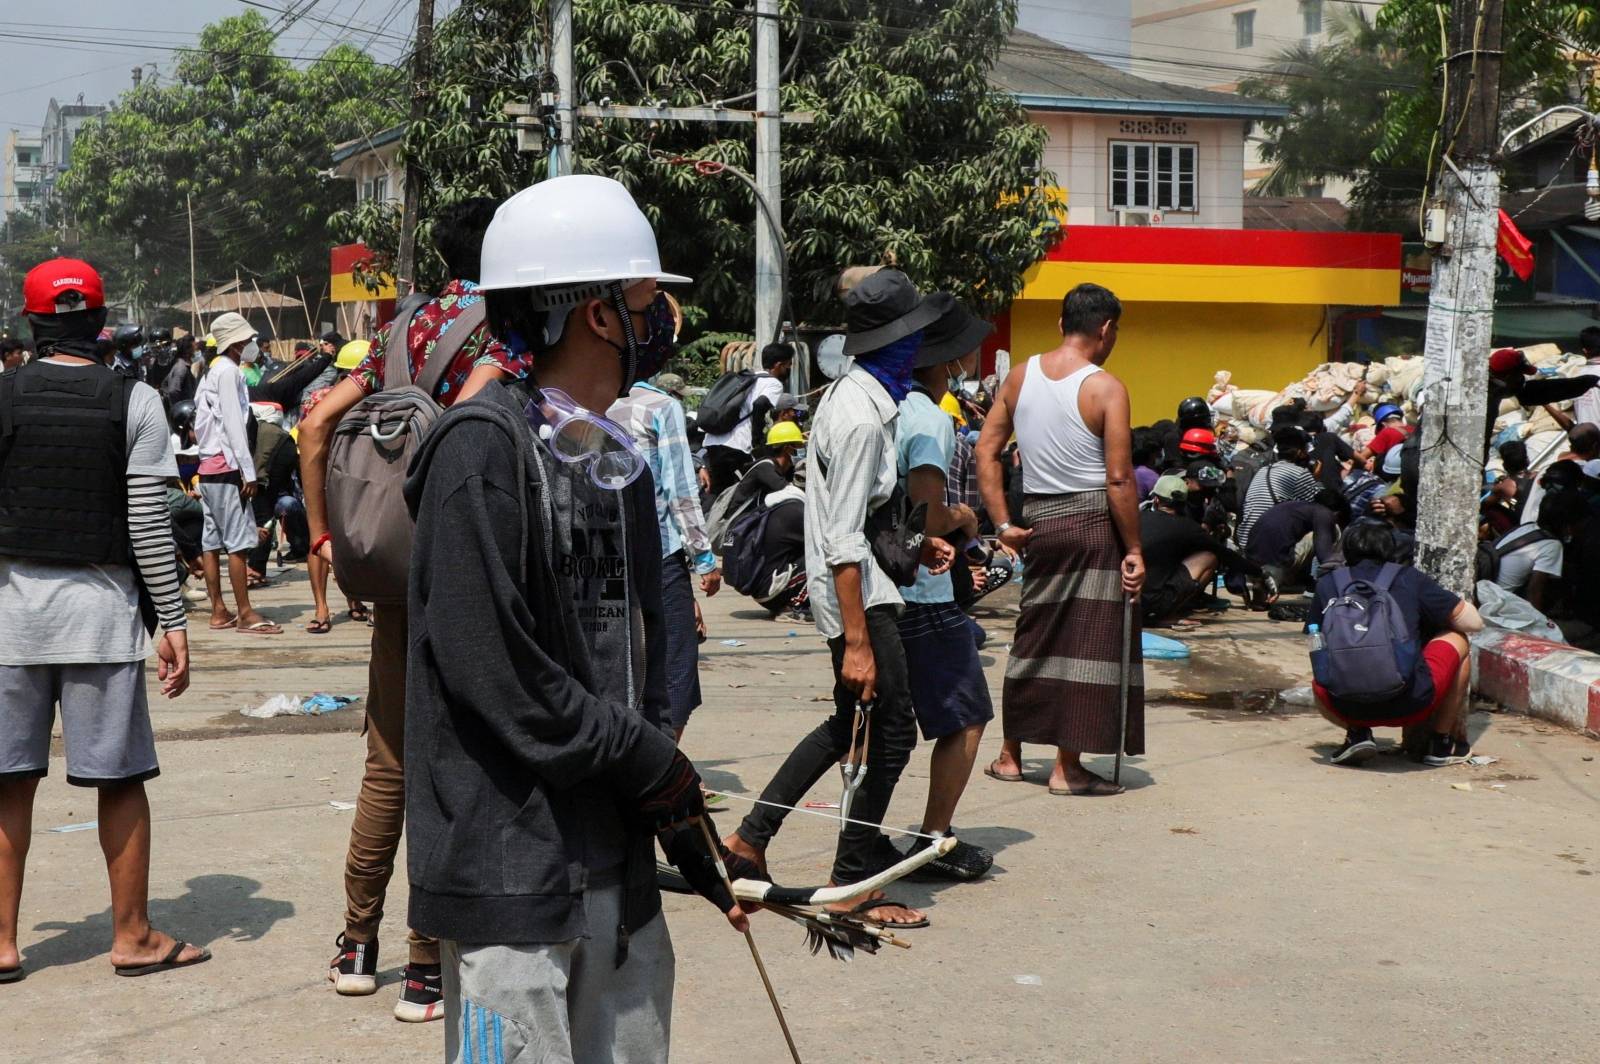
[1475,526,1554,584]
[695,370,762,434]
[722,505,776,596]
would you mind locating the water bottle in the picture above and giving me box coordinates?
[1305,623,1325,654]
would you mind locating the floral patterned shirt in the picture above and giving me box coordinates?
[350,279,532,406]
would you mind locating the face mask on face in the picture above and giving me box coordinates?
[240,341,261,364]
[634,292,676,382]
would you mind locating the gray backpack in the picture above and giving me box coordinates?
[326,297,485,604]
[1310,563,1419,712]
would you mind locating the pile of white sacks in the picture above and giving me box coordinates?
[1206,343,1589,475]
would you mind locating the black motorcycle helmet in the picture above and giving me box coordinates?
[170,399,197,435]
[150,327,173,345]
[1177,396,1212,430]
[113,323,144,352]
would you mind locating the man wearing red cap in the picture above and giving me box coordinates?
[1485,347,1599,459]
[0,259,208,982]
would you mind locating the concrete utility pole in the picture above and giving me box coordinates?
[550,0,575,177]
[1414,0,1506,598]
[754,0,782,348]
[394,0,435,298]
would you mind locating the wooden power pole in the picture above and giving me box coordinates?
[394,0,435,298]
[1414,0,1507,598]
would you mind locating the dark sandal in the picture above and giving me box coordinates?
[305,617,332,634]
[113,940,212,977]
[1049,776,1125,797]
[983,759,1024,783]
[841,898,929,929]
[0,965,23,984]
[347,605,370,623]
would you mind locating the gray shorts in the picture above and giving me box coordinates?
[200,476,258,554]
[443,886,673,1064]
[0,661,158,787]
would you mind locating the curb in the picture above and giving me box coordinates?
[1470,628,1600,736]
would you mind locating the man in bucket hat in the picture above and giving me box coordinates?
[723,269,955,928]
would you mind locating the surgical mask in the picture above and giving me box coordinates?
[525,386,646,490]
[240,341,261,364]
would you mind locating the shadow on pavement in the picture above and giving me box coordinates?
[23,874,295,972]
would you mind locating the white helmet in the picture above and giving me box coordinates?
[477,175,690,293]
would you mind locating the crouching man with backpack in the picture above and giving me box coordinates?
[1308,520,1484,768]
[297,199,534,1022]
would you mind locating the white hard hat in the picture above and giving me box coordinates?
[477,175,690,293]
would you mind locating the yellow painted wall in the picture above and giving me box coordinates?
[1008,299,1329,426]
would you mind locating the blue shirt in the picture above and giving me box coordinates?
[609,383,717,573]
[895,389,955,604]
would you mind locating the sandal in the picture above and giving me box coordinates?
[840,898,930,930]
[208,617,237,631]
[983,759,1024,783]
[347,605,370,624]
[305,617,332,634]
[238,620,283,636]
[0,965,22,984]
[113,940,212,977]
[1049,776,1125,797]
[246,574,271,589]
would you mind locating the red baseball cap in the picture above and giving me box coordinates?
[1489,347,1533,376]
[23,258,105,315]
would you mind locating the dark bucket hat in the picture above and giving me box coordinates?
[915,293,995,368]
[842,269,942,357]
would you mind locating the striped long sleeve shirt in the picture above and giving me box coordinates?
[609,383,718,573]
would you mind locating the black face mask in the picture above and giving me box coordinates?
[27,308,108,358]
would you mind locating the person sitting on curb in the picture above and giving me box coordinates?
[1308,520,1484,767]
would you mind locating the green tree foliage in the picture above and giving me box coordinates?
[57,12,401,312]
[0,211,135,338]
[337,0,1057,340]
[1241,2,1600,232]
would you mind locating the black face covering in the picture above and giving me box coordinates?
[27,308,108,359]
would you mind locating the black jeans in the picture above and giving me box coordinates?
[704,444,753,498]
[736,605,917,884]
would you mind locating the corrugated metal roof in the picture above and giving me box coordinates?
[991,31,1287,119]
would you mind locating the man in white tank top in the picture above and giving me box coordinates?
[974,283,1146,797]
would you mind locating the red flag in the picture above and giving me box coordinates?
[1497,209,1535,281]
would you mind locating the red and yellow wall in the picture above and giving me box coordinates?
[994,226,1401,424]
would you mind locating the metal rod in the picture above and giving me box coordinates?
[1114,594,1132,786]
[697,818,802,1064]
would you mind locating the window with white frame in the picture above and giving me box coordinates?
[1300,0,1322,35]
[1234,10,1255,48]
[1109,141,1197,212]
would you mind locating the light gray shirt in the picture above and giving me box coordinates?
[0,378,178,665]
[804,366,902,638]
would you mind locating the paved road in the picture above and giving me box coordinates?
[8,566,1599,1062]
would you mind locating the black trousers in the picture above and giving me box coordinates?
[736,605,917,883]
[704,444,752,498]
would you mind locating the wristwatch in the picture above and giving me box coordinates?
[996,522,1014,535]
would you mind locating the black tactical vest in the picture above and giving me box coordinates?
[0,359,133,565]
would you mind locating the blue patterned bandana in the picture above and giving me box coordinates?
[855,329,924,403]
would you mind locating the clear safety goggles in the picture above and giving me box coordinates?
[526,387,645,490]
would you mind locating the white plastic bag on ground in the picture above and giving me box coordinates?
[242,694,303,718]
[1476,580,1563,641]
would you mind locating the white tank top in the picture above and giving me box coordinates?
[1013,355,1107,494]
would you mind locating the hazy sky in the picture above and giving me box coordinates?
[0,0,420,136]
[1,0,1129,137]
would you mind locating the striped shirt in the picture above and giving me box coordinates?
[1236,460,1321,548]
[609,383,717,572]
[805,366,903,638]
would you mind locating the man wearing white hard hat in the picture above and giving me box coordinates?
[404,176,746,1064]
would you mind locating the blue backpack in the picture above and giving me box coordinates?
[1311,563,1418,712]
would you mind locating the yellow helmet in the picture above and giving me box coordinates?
[766,421,805,448]
[335,339,371,371]
[204,333,217,349]
[939,390,966,426]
